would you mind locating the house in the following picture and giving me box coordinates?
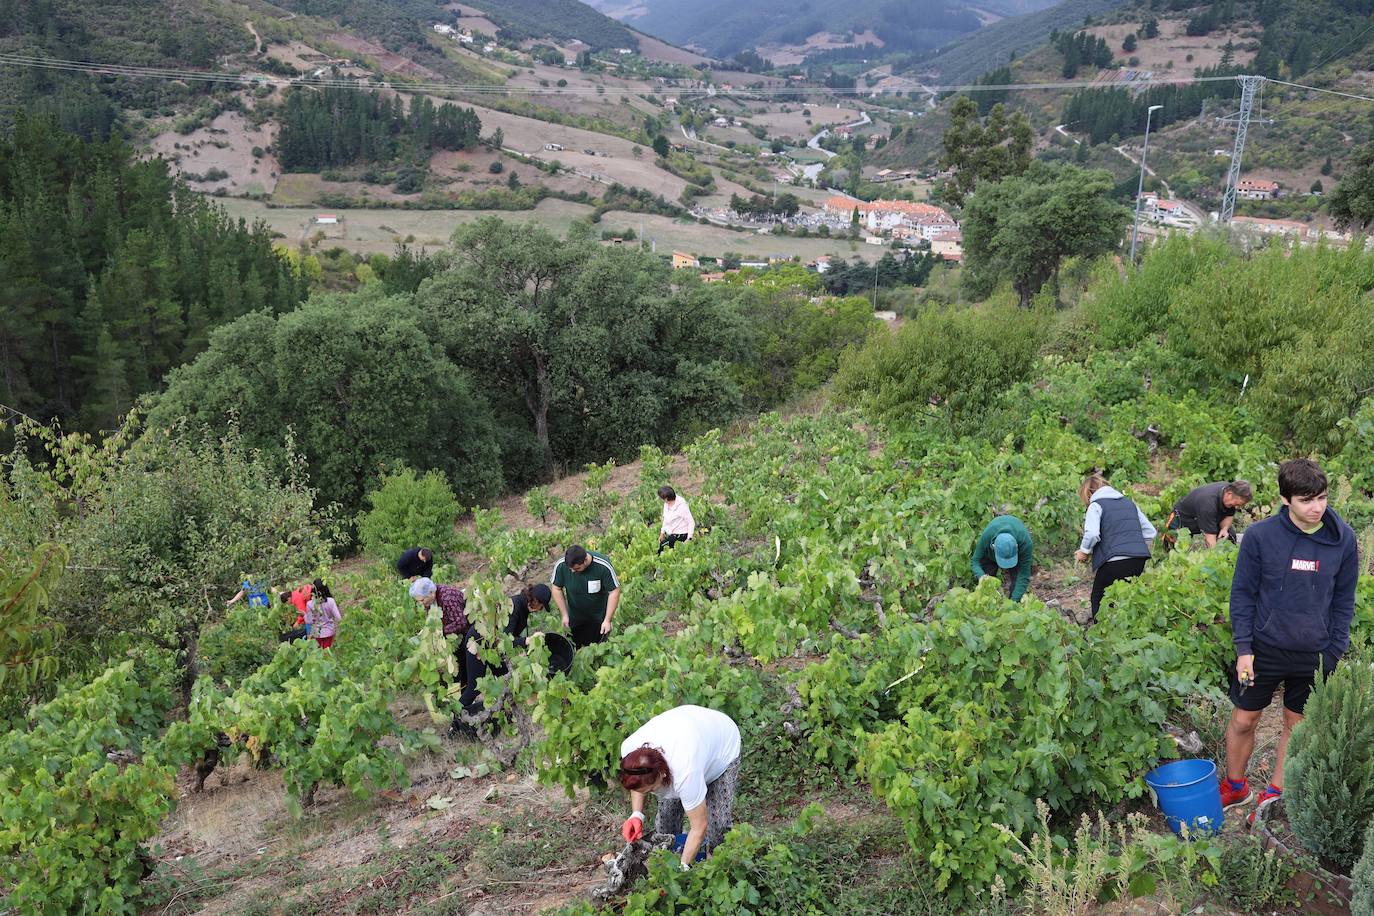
[483,44,496,53]
[459,33,474,44]
[822,196,958,239]
[616,48,633,55]
[1237,179,1280,200]
[664,98,678,109]
[671,251,699,270]
[814,256,832,274]
[930,229,962,260]
[713,117,730,128]
[865,236,885,245]
[314,214,339,225]
[740,259,768,269]
[700,272,726,283]
[1138,194,1193,225]
[564,58,577,66]
[545,143,564,151]
[432,23,455,36]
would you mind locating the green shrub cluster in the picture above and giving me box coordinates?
[1285,662,1374,873]
[357,465,462,562]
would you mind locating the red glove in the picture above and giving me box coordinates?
[621,814,644,843]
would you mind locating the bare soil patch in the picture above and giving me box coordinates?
[757,30,885,67]
[632,31,712,67]
[747,104,862,136]
[328,33,447,81]
[444,3,501,37]
[150,734,620,915]
[149,111,279,197]
[1087,18,1257,72]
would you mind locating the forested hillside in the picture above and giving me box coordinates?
[916,0,1127,82]
[616,0,988,58]
[462,0,639,50]
[276,89,482,170]
[0,0,251,135]
[0,116,308,435]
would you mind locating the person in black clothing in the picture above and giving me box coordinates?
[1166,480,1253,549]
[396,547,434,579]
[1073,474,1157,621]
[457,583,553,720]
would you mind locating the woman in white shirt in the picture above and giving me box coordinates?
[618,705,741,866]
[657,485,696,554]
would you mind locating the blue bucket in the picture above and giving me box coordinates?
[670,833,709,862]
[1144,759,1224,837]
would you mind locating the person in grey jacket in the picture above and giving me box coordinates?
[1073,473,1156,621]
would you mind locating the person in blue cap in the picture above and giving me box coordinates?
[970,515,1033,601]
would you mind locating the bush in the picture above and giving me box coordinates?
[834,302,1051,433]
[1286,661,1374,873]
[357,466,460,563]
[198,600,287,685]
[1353,820,1374,915]
[488,160,504,174]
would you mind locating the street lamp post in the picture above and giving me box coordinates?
[1129,104,1164,265]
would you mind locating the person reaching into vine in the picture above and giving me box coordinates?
[1073,473,1156,623]
[618,705,741,868]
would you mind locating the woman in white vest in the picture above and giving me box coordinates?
[617,705,741,867]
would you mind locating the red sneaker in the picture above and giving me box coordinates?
[1220,778,1253,810]
[1247,785,1282,826]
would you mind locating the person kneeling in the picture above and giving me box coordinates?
[618,705,741,868]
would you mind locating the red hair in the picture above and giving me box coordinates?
[618,746,670,791]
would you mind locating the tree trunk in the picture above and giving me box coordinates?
[525,351,554,482]
[176,621,200,707]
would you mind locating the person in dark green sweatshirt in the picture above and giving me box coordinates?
[970,515,1034,601]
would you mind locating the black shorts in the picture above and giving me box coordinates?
[1229,643,1337,715]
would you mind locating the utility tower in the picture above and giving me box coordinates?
[1219,75,1265,224]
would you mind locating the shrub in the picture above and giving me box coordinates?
[357,465,460,563]
[1285,661,1374,873]
[198,600,287,685]
[834,302,1051,433]
[1353,820,1374,915]
[488,160,504,174]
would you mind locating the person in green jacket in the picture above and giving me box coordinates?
[971,515,1033,601]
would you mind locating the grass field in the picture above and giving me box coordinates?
[218,197,886,261]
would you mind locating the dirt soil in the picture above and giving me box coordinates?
[149,111,279,197]
[149,723,617,915]
[1086,17,1258,72]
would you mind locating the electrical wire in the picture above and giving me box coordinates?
[0,50,1246,97]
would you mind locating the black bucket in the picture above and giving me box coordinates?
[543,632,575,676]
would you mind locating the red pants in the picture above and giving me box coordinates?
[315,635,334,649]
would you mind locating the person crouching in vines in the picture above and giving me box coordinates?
[618,705,741,869]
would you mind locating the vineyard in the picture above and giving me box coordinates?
[5,237,1374,912]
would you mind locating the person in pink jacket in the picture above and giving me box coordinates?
[658,485,696,554]
[305,579,341,649]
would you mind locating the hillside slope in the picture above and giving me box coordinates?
[914,0,1130,83]
[591,0,1061,59]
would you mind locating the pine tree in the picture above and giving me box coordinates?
[1285,662,1374,874]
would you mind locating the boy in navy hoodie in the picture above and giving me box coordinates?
[1221,459,1359,822]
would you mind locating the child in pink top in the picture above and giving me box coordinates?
[305,579,341,649]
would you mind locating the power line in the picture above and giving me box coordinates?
[1267,78,1374,106]
[0,51,1245,98]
